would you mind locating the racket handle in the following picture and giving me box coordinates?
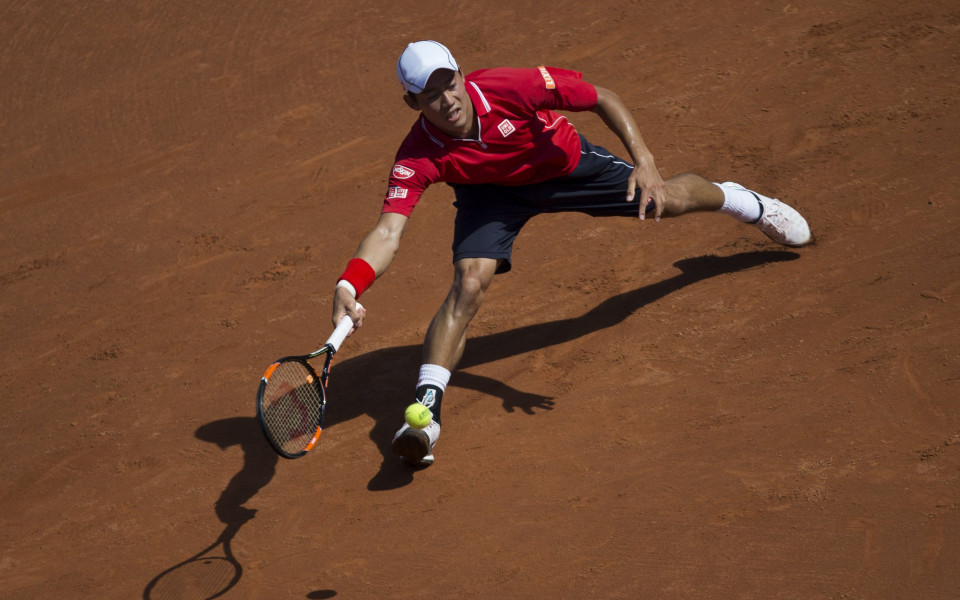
[326,302,363,353]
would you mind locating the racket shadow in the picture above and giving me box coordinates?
[142,520,244,600]
[322,250,799,489]
[142,417,279,599]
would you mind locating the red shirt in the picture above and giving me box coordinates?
[382,66,598,216]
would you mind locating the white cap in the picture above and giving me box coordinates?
[397,41,459,94]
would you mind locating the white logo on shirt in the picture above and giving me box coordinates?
[387,186,408,199]
[392,164,416,179]
[498,120,516,138]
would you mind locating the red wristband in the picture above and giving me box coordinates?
[337,258,376,298]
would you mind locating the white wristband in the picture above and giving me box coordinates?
[336,279,357,298]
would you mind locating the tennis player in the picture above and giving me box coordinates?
[332,41,811,467]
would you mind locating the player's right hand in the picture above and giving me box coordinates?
[332,286,366,334]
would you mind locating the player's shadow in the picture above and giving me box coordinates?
[319,250,800,490]
[156,250,797,595]
[183,251,797,499]
[142,417,281,599]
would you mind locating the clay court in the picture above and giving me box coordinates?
[2,1,959,598]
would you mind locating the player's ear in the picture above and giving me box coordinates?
[403,92,419,111]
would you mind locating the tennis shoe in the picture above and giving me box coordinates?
[756,196,811,247]
[392,420,440,467]
[721,182,811,247]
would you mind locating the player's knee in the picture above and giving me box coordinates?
[453,272,485,311]
[448,258,496,319]
[450,270,491,319]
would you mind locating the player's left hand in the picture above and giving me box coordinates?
[626,153,666,221]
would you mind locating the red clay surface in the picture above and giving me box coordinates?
[2,2,959,599]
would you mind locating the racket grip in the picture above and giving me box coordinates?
[326,302,362,353]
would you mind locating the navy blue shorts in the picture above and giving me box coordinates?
[450,135,648,273]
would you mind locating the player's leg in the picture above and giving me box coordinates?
[657,172,810,246]
[391,258,499,467]
[538,136,811,246]
[393,181,528,468]
[423,257,499,371]
[416,257,499,427]
[658,172,725,214]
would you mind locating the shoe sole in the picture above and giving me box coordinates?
[392,428,431,466]
[763,222,811,247]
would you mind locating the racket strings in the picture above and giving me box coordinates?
[260,361,324,454]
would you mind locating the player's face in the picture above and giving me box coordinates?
[408,69,476,139]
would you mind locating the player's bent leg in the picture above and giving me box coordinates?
[660,174,811,247]
[392,257,499,467]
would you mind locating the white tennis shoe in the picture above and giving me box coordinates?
[721,182,812,247]
[392,420,440,467]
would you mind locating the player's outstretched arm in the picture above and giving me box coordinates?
[332,211,409,330]
[591,86,666,220]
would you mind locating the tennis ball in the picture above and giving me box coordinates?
[404,403,432,429]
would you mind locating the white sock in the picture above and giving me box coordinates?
[417,364,451,391]
[714,182,763,223]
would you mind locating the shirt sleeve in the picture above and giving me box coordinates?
[381,154,437,216]
[526,66,598,112]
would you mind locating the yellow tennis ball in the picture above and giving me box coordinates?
[404,403,432,429]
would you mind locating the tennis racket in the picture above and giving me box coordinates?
[256,305,361,459]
